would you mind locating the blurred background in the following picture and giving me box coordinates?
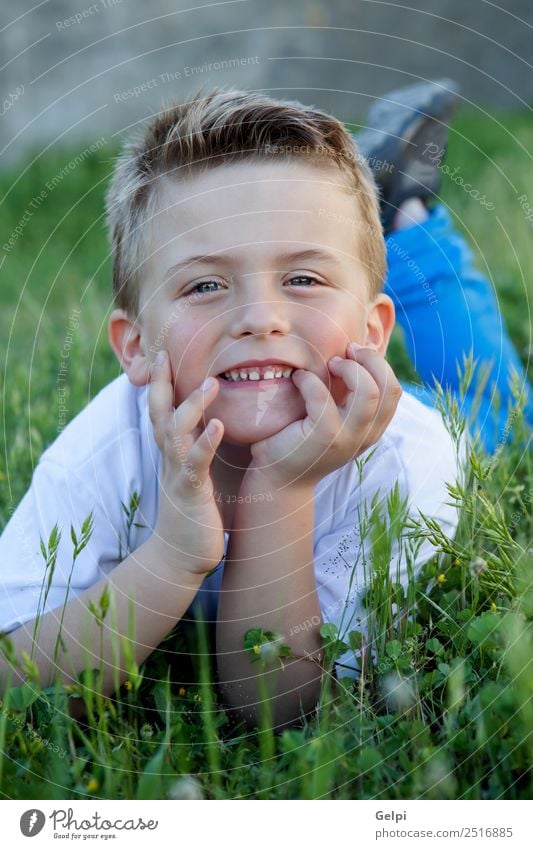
[1,0,532,508]
[1,0,533,160]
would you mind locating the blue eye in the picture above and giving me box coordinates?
[287,275,321,287]
[188,275,322,295]
[191,279,225,294]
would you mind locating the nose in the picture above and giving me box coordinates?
[229,287,291,338]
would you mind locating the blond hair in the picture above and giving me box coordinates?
[106,87,386,318]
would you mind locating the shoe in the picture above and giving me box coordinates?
[355,79,460,232]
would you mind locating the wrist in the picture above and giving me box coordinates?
[242,463,316,499]
[144,534,214,584]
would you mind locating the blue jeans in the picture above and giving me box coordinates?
[384,204,532,453]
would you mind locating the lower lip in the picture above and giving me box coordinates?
[218,376,294,388]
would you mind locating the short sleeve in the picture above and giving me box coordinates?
[0,459,125,635]
[312,409,461,679]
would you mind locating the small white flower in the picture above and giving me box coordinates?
[381,672,416,713]
[168,776,204,800]
[469,556,488,576]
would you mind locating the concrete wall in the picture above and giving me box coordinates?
[1,0,532,165]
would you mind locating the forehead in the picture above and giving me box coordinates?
[150,159,363,258]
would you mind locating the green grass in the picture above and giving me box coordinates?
[0,108,532,799]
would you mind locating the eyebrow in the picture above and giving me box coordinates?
[163,248,344,281]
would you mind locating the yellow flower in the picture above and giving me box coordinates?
[252,644,261,654]
[178,687,186,697]
[86,778,99,793]
[437,573,446,584]
[490,601,497,612]
[123,679,133,691]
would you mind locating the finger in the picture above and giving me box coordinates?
[327,356,381,421]
[181,419,225,493]
[346,347,402,420]
[148,350,174,445]
[291,369,340,434]
[330,349,400,414]
[172,376,220,436]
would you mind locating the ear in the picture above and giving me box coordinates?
[108,309,151,386]
[364,293,395,356]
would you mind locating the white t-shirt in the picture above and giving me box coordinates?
[0,374,461,677]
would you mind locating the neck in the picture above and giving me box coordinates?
[211,440,253,528]
[211,442,252,498]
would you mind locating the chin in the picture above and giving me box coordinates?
[219,411,301,446]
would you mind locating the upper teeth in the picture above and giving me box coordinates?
[222,365,294,381]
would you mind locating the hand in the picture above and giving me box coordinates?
[148,350,225,576]
[247,343,402,490]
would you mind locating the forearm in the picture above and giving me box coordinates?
[216,472,324,728]
[0,536,203,704]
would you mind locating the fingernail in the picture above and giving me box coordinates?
[154,350,166,365]
[329,356,343,364]
[201,377,215,391]
[348,342,363,354]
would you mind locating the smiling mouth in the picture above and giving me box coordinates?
[219,364,295,382]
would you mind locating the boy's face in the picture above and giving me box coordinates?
[109,160,394,446]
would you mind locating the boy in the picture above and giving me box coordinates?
[0,86,469,727]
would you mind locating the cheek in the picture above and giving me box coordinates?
[306,321,355,375]
[308,306,361,351]
[308,310,362,405]
[166,321,208,404]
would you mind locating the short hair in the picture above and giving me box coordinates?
[105,86,386,319]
